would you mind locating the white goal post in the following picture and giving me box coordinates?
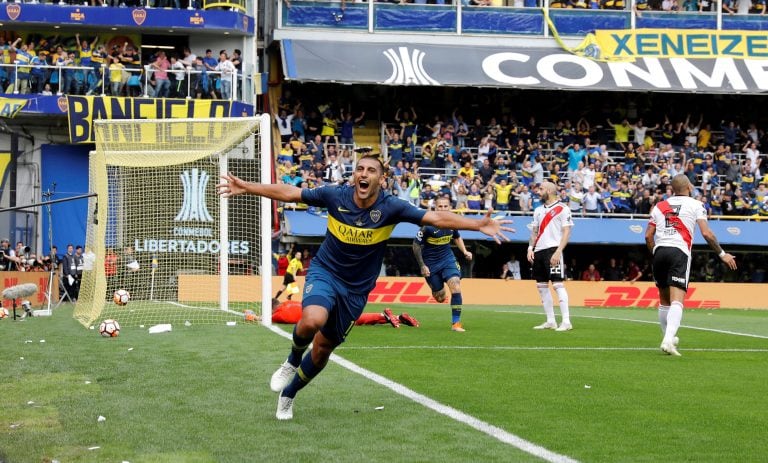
[74,116,274,328]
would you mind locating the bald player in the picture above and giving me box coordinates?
[645,174,736,356]
[527,181,574,332]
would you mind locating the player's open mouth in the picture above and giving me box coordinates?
[358,180,370,192]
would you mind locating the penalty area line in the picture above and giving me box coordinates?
[267,325,579,463]
[497,310,768,340]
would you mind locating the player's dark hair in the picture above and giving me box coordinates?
[359,154,386,175]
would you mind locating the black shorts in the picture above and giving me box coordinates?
[653,247,691,291]
[532,247,565,283]
[282,272,296,286]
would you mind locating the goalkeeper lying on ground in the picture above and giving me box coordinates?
[268,300,419,328]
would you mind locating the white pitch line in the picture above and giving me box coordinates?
[267,325,579,463]
[163,300,244,317]
[337,346,768,353]
[497,310,768,340]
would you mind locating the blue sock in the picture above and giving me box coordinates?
[287,326,312,367]
[451,293,462,323]
[282,353,325,399]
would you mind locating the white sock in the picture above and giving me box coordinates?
[537,283,556,323]
[664,301,683,343]
[658,305,669,335]
[553,283,570,325]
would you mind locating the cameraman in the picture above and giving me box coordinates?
[1,239,22,271]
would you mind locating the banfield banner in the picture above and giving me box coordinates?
[283,37,768,93]
[177,276,768,310]
[67,96,253,143]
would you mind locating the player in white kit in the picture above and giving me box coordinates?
[527,181,574,331]
[645,175,737,356]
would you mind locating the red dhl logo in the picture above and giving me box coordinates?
[584,286,720,309]
[368,281,437,304]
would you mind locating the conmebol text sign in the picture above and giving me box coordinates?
[283,39,768,93]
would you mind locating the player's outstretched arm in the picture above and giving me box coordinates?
[217,173,303,203]
[697,219,737,270]
[422,209,514,244]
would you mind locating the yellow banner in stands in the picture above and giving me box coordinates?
[67,96,236,143]
[591,29,768,61]
[0,152,11,194]
[0,97,27,118]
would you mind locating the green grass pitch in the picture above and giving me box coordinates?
[1,303,766,462]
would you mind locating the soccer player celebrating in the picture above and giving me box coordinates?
[527,181,574,332]
[645,174,736,356]
[412,196,474,332]
[217,155,513,420]
[274,251,302,302]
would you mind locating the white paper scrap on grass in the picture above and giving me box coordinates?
[148,324,172,334]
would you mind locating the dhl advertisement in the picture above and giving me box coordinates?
[67,96,242,143]
[178,276,768,310]
[574,29,768,62]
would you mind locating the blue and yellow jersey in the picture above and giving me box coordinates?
[494,183,513,205]
[414,226,460,272]
[302,185,426,292]
[467,193,482,210]
[79,45,93,66]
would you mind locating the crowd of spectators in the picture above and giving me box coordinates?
[0,34,242,100]
[381,109,768,218]
[275,94,768,219]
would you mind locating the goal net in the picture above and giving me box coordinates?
[73,117,273,328]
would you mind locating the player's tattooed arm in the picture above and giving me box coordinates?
[698,219,737,270]
[412,230,429,276]
[527,224,539,263]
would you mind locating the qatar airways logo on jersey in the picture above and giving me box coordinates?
[383,47,440,86]
[334,224,374,244]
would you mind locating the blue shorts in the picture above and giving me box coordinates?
[302,265,368,346]
[424,263,461,293]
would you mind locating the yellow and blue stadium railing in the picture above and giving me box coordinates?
[277,0,768,36]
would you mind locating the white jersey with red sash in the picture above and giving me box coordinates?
[532,201,574,252]
[648,196,706,257]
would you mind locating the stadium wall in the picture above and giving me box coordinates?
[177,276,768,310]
